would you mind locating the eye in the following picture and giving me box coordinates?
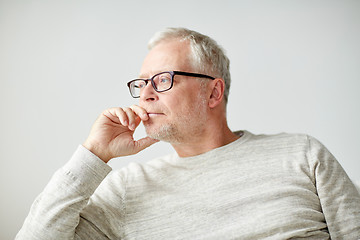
[134,81,146,89]
[159,77,170,83]
[155,73,172,85]
[152,72,172,91]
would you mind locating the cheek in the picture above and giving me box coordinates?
[165,83,205,115]
[175,98,205,120]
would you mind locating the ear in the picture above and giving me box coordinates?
[209,78,225,109]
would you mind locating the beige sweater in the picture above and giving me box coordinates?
[16,131,360,239]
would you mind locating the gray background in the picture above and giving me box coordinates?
[1,0,359,239]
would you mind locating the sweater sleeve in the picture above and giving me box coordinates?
[307,136,360,239]
[15,145,112,240]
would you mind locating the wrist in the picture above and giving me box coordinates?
[82,141,111,163]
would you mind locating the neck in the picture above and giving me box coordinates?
[171,119,239,158]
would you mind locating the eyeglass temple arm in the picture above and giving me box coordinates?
[173,71,215,80]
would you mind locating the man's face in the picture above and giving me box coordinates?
[138,40,208,143]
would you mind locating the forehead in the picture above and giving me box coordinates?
[139,40,192,78]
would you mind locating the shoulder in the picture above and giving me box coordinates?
[243,130,313,148]
[244,131,335,166]
[239,131,331,160]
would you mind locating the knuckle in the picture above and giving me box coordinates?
[123,107,132,112]
[130,105,143,113]
[115,108,125,116]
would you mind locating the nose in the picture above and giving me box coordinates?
[140,81,159,102]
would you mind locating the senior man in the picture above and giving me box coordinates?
[17,28,360,239]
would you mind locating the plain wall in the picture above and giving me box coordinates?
[1,0,359,238]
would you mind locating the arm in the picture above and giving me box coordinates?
[16,146,112,240]
[308,136,360,239]
[16,106,158,239]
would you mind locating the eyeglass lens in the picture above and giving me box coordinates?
[130,72,172,97]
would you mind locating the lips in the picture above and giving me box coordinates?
[148,113,164,117]
[144,109,165,115]
[140,105,166,117]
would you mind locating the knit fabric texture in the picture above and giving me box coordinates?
[16,131,360,239]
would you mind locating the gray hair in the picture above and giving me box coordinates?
[148,27,231,105]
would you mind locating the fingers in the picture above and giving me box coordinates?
[123,108,136,130]
[107,106,148,131]
[130,105,149,121]
[134,136,159,153]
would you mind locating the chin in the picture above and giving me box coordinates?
[145,123,182,144]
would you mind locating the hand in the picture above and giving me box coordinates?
[83,106,159,163]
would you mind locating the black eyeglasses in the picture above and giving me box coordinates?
[127,71,215,98]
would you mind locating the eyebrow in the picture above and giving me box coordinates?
[138,69,172,79]
[138,73,149,79]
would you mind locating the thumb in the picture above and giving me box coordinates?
[134,137,159,153]
[134,116,142,129]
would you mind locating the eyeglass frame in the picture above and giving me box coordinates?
[127,71,215,98]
